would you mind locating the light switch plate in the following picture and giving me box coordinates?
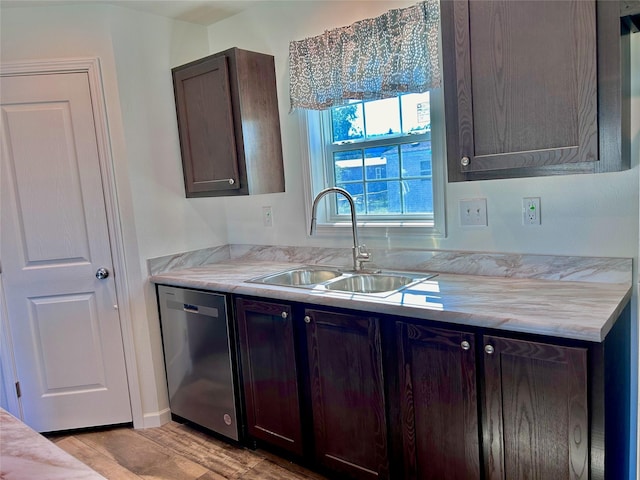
[460,198,488,226]
[262,206,273,227]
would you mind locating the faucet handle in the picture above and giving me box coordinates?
[355,245,371,272]
[356,244,371,262]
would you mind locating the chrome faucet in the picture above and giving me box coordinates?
[310,187,371,272]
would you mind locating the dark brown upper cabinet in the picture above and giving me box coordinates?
[172,48,285,197]
[442,0,631,181]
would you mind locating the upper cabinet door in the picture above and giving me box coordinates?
[172,48,285,197]
[173,55,240,195]
[442,0,630,181]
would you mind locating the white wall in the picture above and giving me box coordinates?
[0,3,229,426]
[206,2,640,477]
[208,1,639,259]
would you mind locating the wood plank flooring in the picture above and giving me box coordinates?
[47,421,328,480]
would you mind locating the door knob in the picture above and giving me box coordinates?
[96,267,110,280]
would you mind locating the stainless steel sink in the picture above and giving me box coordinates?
[323,273,419,294]
[248,266,435,295]
[250,266,343,287]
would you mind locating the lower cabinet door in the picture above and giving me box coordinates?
[396,322,481,480]
[482,335,588,480]
[236,297,303,455]
[304,308,389,480]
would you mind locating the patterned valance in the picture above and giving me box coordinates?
[289,0,441,111]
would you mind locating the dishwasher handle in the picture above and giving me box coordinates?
[183,303,199,313]
[166,300,219,318]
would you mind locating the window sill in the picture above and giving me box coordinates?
[311,221,446,239]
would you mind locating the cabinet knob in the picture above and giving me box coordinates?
[484,344,495,355]
[461,156,470,167]
[281,311,288,319]
[228,178,235,185]
[304,315,311,324]
[461,340,471,351]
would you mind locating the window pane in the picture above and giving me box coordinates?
[401,92,431,133]
[331,103,364,143]
[334,150,363,183]
[322,91,439,224]
[364,145,399,180]
[403,179,433,214]
[366,181,401,214]
[335,183,365,215]
[400,142,432,178]
[363,97,400,138]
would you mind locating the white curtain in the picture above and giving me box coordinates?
[289,0,441,111]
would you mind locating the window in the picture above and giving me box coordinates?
[292,1,445,239]
[302,88,446,238]
[329,92,433,217]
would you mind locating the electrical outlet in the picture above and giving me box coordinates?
[262,206,273,227]
[460,198,488,226]
[522,197,541,225]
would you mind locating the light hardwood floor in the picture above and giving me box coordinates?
[48,421,329,480]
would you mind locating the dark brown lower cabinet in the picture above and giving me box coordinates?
[304,308,389,480]
[396,323,480,479]
[235,298,303,455]
[229,293,628,480]
[482,335,588,480]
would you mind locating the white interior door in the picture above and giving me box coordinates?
[0,71,132,432]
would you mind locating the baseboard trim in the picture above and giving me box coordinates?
[139,408,172,429]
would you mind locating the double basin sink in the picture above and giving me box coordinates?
[248,265,436,296]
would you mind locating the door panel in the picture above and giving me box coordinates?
[30,293,106,390]
[1,71,132,432]
[4,102,91,264]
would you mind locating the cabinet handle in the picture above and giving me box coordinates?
[304,315,311,324]
[281,311,288,319]
[461,156,470,167]
[484,344,494,355]
[210,178,236,185]
[461,340,471,351]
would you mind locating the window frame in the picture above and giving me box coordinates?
[300,86,447,240]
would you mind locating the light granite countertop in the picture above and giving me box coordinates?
[150,256,632,343]
[0,408,106,480]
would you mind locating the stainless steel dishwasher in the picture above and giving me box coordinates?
[157,285,239,441]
